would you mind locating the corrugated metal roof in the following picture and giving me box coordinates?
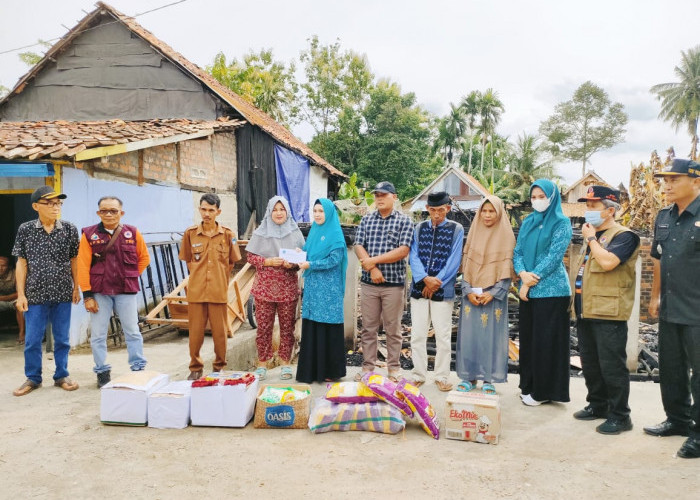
[0,2,345,178]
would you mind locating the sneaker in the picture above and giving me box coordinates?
[573,405,607,421]
[521,394,548,406]
[97,370,111,389]
[596,417,633,435]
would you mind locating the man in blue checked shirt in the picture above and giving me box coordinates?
[354,181,414,382]
[408,191,464,392]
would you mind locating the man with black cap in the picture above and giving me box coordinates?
[354,181,413,382]
[12,185,80,396]
[408,191,463,391]
[571,185,640,434]
[645,158,700,458]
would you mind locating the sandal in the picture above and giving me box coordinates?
[456,381,473,392]
[54,377,79,391]
[13,379,41,397]
[410,379,425,388]
[482,383,497,395]
[280,366,293,380]
[435,380,453,392]
[388,372,401,383]
[254,367,267,381]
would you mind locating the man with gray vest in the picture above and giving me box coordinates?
[77,196,150,388]
[645,158,700,459]
[572,186,640,435]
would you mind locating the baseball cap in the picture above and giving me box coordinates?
[577,185,620,203]
[372,181,396,194]
[653,158,700,178]
[31,185,67,204]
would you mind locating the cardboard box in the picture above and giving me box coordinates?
[444,391,501,444]
[100,371,170,426]
[254,384,312,429]
[147,381,193,429]
[190,372,258,427]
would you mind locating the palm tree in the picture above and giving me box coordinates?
[507,133,558,201]
[478,88,505,173]
[460,90,482,171]
[651,45,700,160]
[434,103,466,164]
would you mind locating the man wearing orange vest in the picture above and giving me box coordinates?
[77,196,150,388]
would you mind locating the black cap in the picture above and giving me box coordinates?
[654,158,700,178]
[427,191,450,206]
[578,185,620,203]
[31,185,67,204]
[372,181,396,194]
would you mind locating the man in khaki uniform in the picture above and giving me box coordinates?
[179,193,241,380]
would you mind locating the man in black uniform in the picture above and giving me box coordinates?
[645,158,700,459]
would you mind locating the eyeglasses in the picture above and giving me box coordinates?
[97,209,120,216]
[37,201,63,208]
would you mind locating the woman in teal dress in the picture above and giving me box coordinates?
[296,198,348,383]
[514,179,573,406]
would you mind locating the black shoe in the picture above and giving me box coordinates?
[643,420,690,437]
[97,370,111,389]
[677,438,700,459]
[596,417,633,435]
[573,405,607,421]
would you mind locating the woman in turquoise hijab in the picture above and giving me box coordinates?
[513,179,572,406]
[296,198,348,383]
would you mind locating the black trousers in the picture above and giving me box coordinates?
[658,321,700,438]
[577,318,630,419]
[519,296,571,402]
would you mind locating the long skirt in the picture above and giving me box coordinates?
[296,319,347,383]
[456,294,509,383]
[518,296,571,402]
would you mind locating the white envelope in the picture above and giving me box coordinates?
[279,248,306,264]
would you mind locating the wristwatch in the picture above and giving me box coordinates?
[586,236,596,243]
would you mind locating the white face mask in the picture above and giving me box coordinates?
[531,198,550,213]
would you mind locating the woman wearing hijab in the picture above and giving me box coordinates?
[513,179,573,406]
[296,198,348,383]
[247,196,305,381]
[456,195,516,394]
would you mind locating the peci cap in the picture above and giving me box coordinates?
[578,185,620,203]
[372,181,396,194]
[31,185,67,204]
[427,191,450,206]
[653,158,700,178]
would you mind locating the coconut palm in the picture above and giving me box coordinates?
[460,90,482,171]
[434,103,466,164]
[651,45,700,160]
[478,88,505,173]
[507,133,559,201]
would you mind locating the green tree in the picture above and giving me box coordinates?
[540,81,628,177]
[299,36,373,149]
[506,133,558,201]
[460,90,482,172]
[206,49,298,124]
[0,84,8,100]
[356,80,441,199]
[478,88,505,174]
[434,103,466,164]
[650,45,700,160]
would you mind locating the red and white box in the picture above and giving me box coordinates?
[444,391,501,444]
[190,372,258,427]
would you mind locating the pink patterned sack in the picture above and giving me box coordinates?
[396,378,440,439]
[361,372,413,417]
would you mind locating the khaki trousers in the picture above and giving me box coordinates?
[188,302,227,372]
[360,284,404,373]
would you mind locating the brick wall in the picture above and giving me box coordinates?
[79,131,237,192]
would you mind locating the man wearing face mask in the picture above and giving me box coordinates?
[572,186,640,435]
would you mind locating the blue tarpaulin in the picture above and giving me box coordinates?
[274,144,309,222]
[0,163,54,177]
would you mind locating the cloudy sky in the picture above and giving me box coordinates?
[1,0,697,188]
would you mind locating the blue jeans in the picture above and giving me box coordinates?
[90,293,147,373]
[24,302,72,384]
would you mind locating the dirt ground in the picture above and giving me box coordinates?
[0,327,697,500]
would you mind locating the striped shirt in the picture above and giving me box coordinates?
[354,209,413,286]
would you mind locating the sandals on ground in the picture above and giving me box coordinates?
[254,367,267,381]
[435,380,453,392]
[280,366,293,380]
[456,380,473,392]
[482,383,496,395]
[13,379,41,397]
